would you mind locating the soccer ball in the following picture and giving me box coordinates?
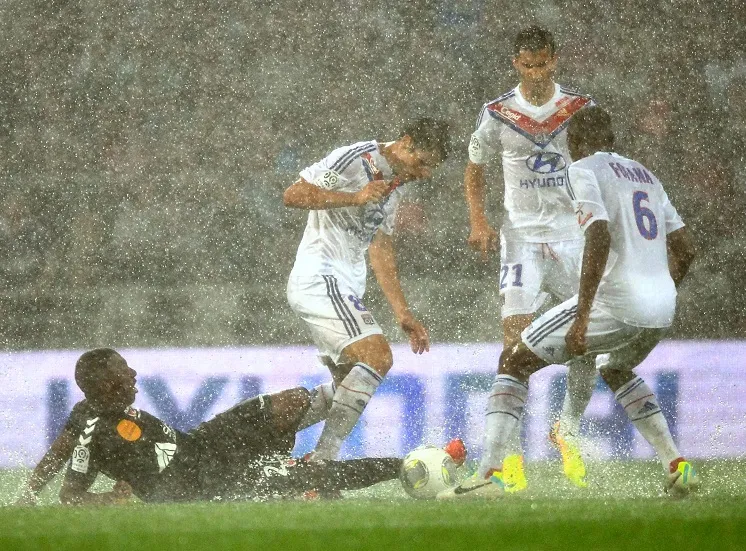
[400,446,458,499]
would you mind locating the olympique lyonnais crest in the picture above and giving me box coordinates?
[361,152,383,181]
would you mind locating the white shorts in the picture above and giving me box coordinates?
[521,295,666,370]
[499,235,584,319]
[287,274,383,363]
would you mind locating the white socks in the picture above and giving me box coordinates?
[559,355,598,436]
[615,376,681,471]
[313,363,382,460]
[297,382,335,431]
[478,374,529,478]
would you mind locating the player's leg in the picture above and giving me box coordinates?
[287,274,387,459]
[296,356,337,430]
[598,333,699,495]
[313,334,392,460]
[438,342,548,499]
[498,238,545,491]
[499,314,534,490]
[191,388,311,454]
[249,456,402,500]
[545,239,598,487]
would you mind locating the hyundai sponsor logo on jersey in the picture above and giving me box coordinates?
[0,342,744,467]
[525,151,566,174]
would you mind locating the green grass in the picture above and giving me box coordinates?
[1,459,745,550]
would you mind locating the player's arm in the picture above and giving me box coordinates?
[464,161,498,259]
[15,426,77,506]
[59,475,133,506]
[667,227,696,287]
[283,177,390,210]
[566,166,611,355]
[369,231,429,354]
[576,219,611,323]
[566,219,611,356]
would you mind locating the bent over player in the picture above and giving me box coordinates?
[18,349,402,505]
[464,26,599,490]
[442,107,699,499]
[284,118,449,460]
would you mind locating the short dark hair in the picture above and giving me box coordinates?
[568,106,615,149]
[75,348,121,396]
[401,117,450,162]
[514,26,556,56]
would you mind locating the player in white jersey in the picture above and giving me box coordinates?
[284,118,450,461]
[441,107,699,500]
[464,26,598,489]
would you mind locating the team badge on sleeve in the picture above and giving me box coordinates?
[71,445,90,473]
[468,135,482,158]
[313,170,340,189]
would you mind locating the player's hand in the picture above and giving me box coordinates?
[354,180,390,205]
[467,222,498,261]
[400,313,430,354]
[111,480,133,504]
[565,318,589,357]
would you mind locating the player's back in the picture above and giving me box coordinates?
[568,152,684,328]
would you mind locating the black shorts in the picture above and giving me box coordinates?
[151,395,297,502]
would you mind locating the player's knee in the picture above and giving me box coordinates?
[599,368,635,393]
[271,387,311,430]
[343,336,393,376]
[499,343,539,381]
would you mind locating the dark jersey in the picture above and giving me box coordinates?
[63,400,186,500]
[60,396,401,502]
[61,395,297,502]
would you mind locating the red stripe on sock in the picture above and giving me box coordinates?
[622,394,654,409]
[338,385,372,398]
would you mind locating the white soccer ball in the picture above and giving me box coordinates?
[400,446,458,499]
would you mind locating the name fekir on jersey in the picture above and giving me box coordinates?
[469,83,594,242]
[568,152,685,328]
[290,141,403,295]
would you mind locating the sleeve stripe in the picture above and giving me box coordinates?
[330,143,377,174]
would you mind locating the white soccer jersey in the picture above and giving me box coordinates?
[567,152,685,328]
[469,83,594,242]
[289,141,402,296]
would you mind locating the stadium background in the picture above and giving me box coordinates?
[1,1,745,470]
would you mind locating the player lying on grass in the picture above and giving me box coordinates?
[16,348,402,505]
[441,107,699,499]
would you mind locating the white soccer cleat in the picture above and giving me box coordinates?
[665,459,700,498]
[436,470,505,500]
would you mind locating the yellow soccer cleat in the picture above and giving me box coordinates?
[501,454,528,493]
[549,421,588,488]
[666,459,700,498]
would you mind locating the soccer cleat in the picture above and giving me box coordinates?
[501,454,528,493]
[436,470,505,500]
[444,438,467,466]
[665,458,700,497]
[549,421,588,488]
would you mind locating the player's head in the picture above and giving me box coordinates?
[512,26,557,87]
[75,348,138,407]
[567,106,615,161]
[392,117,450,182]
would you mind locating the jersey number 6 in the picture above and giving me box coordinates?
[632,191,658,240]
